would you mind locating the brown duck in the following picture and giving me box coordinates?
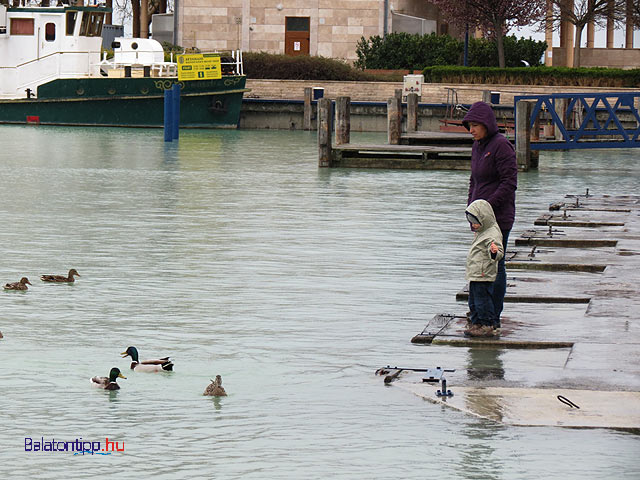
[4,277,32,291]
[40,269,80,283]
[90,367,127,390]
[203,375,227,396]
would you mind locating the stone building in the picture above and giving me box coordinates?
[175,0,454,61]
[174,0,638,68]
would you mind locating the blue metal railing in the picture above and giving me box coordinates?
[514,92,640,150]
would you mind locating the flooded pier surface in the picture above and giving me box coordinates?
[406,194,640,429]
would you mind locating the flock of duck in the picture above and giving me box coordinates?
[3,268,80,290]
[3,269,227,397]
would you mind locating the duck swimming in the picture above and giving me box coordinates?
[40,269,80,283]
[121,346,174,372]
[4,277,32,291]
[90,367,126,390]
[203,375,227,396]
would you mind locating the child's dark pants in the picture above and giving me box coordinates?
[468,281,496,327]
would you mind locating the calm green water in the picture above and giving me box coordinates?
[1,126,638,478]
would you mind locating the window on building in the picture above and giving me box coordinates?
[11,18,34,35]
[285,17,310,32]
[45,22,55,41]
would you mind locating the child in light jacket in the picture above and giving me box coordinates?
[465,199,504,338]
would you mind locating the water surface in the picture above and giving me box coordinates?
[1,126,638,478]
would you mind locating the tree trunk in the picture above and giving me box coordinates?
[106,0,112,25]
[496,30,505,68]
[132,0,141,38]
[140,0,149,38]
[573,24,584,68]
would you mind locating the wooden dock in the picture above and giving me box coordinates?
[317,95,537,170]
[331,143,472,169]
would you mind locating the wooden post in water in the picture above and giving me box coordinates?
[335,96,350,145]
[407,93,418,132]
[556,97,568,142]
[515,100,534,171]
[318,98,333,167]
[303,87,312,131]
[387,97,401,145]
[482,90,491,104]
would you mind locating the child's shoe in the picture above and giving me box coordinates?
[464,324,480,337]
[469,325,497,338]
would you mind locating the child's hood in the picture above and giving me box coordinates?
[466,199,498,233]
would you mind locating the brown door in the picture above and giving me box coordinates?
[284,17,309,56]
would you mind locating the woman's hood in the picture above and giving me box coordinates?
[462,101,499,137]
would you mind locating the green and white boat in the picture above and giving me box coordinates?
[0,4,247,128]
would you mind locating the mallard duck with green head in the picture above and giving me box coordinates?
[203,375,227,396]
[40,269,80,283]
[121,346,174,372]
[90,367,126,390]
[4,277,32,291]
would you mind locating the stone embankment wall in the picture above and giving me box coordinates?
[245,79,635,105]
[241,79,637,131]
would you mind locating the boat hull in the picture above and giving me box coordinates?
[0,76,247,128]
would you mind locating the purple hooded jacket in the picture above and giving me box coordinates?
[462,101,518,232]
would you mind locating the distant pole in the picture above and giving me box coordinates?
[464,24,469,67]
[335,96,351,145]
[164,89,173,142]
[172,83,181,140]
[173,0,179,46]
[318,98,333,167]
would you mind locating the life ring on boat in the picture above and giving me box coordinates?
[76,88,84,96]
[108,87,116,95]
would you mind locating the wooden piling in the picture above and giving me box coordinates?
[556,97,568,142]
[303,87,312,131]
[387,97,401,145]
[516,100,534,171]
[335,96,351,145]
[318,97,333,167]
[482,90,492,104]
[407,93,418,133]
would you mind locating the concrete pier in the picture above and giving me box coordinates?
[402,193,640,430]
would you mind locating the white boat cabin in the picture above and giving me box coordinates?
[0,4,108,98]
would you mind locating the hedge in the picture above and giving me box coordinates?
[355,33,547,70]
[421,66,640,87]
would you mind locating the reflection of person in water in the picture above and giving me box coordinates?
[463,347,505,424]
[466,347,505,381]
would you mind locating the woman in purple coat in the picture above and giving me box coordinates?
[462,101,518,333]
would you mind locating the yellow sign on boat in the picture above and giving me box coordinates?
[177,54,222,81]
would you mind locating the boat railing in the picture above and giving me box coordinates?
[99,49,243,78]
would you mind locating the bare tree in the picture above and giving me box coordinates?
[630,0,640,26]
[432,0,547,68]
[546,0,627,67]
[112,0,168,38]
